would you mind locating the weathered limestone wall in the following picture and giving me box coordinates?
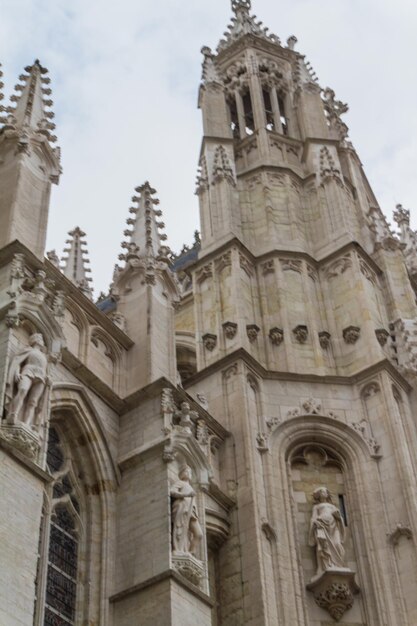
[0,147,51,258]
[0,451,45,626]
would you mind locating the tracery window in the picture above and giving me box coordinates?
[35,427,82,626]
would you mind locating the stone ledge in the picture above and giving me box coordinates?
[0,436,52,483]
[109,568,214,608]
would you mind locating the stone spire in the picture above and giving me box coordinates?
[2,59,57,145]
[0,60,61,259]
[119,181,170,264]
[217,0,281,52]
[62,227,93,299]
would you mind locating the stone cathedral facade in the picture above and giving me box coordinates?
[1,1,417,625]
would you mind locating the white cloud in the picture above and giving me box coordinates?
[1,0,416,294]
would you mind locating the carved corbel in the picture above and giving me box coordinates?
[246,324,260,343]
[375,328,389,346]
[202,333,217,351]
[222,321,237,339]
[319,331,331,349]
[343,325,360,344]
[293,324,308,343]
[269,327,284,345]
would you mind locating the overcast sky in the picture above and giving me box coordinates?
[1,0,416,295]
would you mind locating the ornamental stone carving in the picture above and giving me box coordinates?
[4,333,49,430]
[170,465,203,557]
[307,487,359,621]
[256,432,269,453]
[343,325,360,344]
[319,331,331,349]
[375,328,389,346]
[387,523,413,546]
[222,321,237,339]
[269,327,284,345]
[293,324,308,343]
[308,573,357,622]
[246,324,260,342]
[202,333,217,351]
[309,487,346,576]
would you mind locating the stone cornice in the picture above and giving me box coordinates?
[192,236,383,279]
[184,348,411,393]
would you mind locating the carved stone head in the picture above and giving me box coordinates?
[343,325,360,344]
[202,333,217,351]
[293,325,308,343]
[312,486,332,503]
[222,321,237,340]
[318,331,331,349]
[246,324,260,343]
[269,327,284,346]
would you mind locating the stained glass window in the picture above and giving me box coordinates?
[36,427,81,626]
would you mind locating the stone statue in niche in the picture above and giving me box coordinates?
[5,333,49,430]
[309,486,346,577]
[170,465,203,556]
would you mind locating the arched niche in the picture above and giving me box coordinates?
[265,415,398,626]
[289,443,356,586]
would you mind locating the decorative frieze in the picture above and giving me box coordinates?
[239,253,253,276]
[0,423,40,460]
[322,255,352,280]
[281,258,302,274]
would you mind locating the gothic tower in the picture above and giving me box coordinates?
[178,1,417,624]
[1,3,417,626]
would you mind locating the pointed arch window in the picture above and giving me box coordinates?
[35,426,82,626]
[278,94,288,135]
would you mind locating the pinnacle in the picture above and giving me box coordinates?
[0,59,58,145]
[61,226,94,299]
[119,182,170,264]
[218,0,281,53]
